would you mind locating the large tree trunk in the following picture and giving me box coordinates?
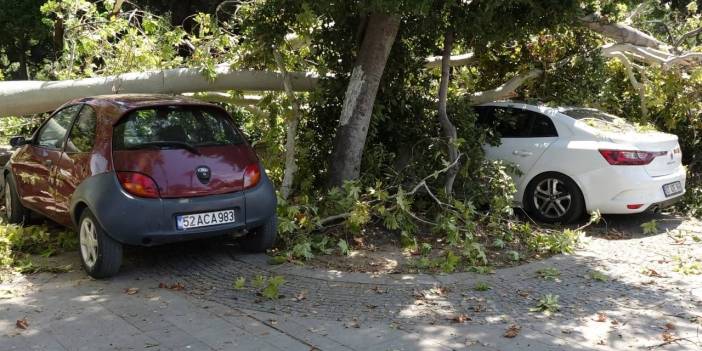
[437,31,459,196]
[0,64,318,117]
[327,13,400,187]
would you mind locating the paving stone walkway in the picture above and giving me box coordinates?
[2,213,702,350]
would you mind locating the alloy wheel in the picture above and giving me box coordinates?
[80,218,99,268]
[532,178,572,219]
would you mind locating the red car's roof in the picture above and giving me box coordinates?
[61,94,222,124]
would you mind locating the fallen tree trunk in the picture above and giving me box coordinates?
[0,64,318,117]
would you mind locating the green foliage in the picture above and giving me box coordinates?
[337,239,350,256]
[232,277,246,290]
[536,267,561,280]
[440,250,460,273]
[261,276,285,300]
[419,243,432,256]
[252,275,266,289]
[530,294,561,315]
[0,116,43,144]
[0,220,78,269]
[641,219,658,235]
[588,270,609,282]
[526,229,581,254]
[673,255,702,275]
[474,281,491,291]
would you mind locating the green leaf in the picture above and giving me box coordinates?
[232,277,246,290]
[337,239,350,256]
[261,276,285,300]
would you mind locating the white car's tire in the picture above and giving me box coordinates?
[524,173,585,224]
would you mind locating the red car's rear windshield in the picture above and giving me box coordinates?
[112,106,244,150]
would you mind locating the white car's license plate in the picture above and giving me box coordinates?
[662,181,683,197]
[177,209,236,230]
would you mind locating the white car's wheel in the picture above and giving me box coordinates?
[79,209,123,278]
[525,173,584,224]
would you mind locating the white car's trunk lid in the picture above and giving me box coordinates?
[607,132,682,177]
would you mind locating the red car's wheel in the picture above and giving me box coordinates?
[4,175,29,224]
[240,216,277,253]
[79,209,123,278]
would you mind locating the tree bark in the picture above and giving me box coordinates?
[327,13,400,187]
[437,30,459,196]
[0,64,318,117]
[580,14,667,50]
[274,49,301,200]
[112,0,125,16]
[425,52,475,69]
[468,69,543,105]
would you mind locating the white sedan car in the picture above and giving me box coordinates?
[476,102,686,223]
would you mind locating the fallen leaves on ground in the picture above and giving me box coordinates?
[159,282,185,291]
[594,312,607,322]
[662,331,675,342]
[450,314,471,323]
[15,318,28,329]
[370,286,387,294]
[642,268,663,278]
[662,322,676,342]
[344,319,360,328]
[504,324,520,338]
[294,290,307,302]
[124,287,139,295]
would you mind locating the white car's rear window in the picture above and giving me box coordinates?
[562,108,652,133]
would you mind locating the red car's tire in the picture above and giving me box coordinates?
[4,176,29,224]
[240,216,277,253]
[79,209,123,278]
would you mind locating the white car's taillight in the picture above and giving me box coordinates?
[598,149,667,166]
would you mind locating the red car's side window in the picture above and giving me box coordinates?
[35,105,82,149]
[65,106,97,153]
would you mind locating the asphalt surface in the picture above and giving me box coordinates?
[1,212,701,350]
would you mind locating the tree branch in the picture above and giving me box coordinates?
[674,27,702,52]
[425,53,475,69]
[274,48,302,200]
[468,69,543,105]
[580,14,667,49]
[112,0,125,17]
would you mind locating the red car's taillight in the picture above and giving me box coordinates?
[243,163,261,189]
[598,149,666,166]
[117,172,160,198]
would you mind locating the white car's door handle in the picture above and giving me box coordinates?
[513,150,533,157]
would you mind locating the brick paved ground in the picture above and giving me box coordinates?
[1,213,701,350]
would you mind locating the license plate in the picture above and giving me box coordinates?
[177,209,236,230]
[662,181,683,197]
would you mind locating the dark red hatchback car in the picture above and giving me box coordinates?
[2,95,277,278]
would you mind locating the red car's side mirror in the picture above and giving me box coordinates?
[9,136,28,148]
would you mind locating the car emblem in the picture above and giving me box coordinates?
[196,166,211,184]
